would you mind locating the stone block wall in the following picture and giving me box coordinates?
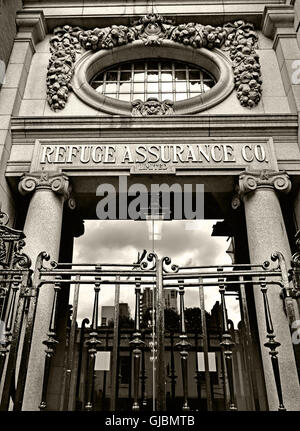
[0,0,23,224]
[0,0,22,71]
[0,8,46,226]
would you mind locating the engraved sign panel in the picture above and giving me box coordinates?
[29,137,278,174]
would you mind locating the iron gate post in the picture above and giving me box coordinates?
[176,280,191,411]
[130,277,144,411]
[155,258,166,411]
[85,276,101,411]
[0,277,19,387]
[198,279,213,411]
[13,252,48,411]
[39,275,61,410]
[110,277,120,411]
[260,277,286,411]
[218,277,237,411]
[0,253,45,411]
[62,274,80,411]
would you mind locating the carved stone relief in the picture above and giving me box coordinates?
[18,172,71,200]
[132,97,174,116]
[47,14,262,114]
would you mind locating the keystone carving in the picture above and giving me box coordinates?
[132,97,174,116]
[47,14,262,113]
[18,172,71,200]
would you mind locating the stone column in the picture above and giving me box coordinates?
[18,171,71,411]
[238,169,300,411]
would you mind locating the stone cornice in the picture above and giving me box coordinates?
[262,5,295,39]
[16,10,47,45]
[9,114,299,139]
[22,1,282,31]
[18,171,71,200]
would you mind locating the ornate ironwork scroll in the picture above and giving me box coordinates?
[0,276,20,383]
[0,244,292,412]
[0,210,33,411]
[47,15,261,112]
[290,230,300,298]
[0,210,31,274]
[270,251,299,329]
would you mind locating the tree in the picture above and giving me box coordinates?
[185,307,202,332]
[164,308,180,332]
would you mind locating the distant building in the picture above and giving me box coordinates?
[101,306,114,326]
[119,303,130,319]
[142,287,153,310]
[143,287,178,313]
[164,289,178,312]
[101,303,130,326]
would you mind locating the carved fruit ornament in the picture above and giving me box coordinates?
[47,15,262,114]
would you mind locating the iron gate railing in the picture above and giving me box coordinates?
[0,210,300,411]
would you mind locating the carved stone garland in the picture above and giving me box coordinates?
[47,14,262,113]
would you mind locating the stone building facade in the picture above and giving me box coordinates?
[1,0,300,412]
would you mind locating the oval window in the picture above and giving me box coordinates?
[72,40,234,115]
[89,59,216,103]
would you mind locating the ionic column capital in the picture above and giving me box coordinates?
[18,172,71,201]
[239,169,291,195]
[232,169,291,209]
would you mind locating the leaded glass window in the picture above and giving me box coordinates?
[90,59,216,102]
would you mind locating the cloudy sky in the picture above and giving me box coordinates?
[71,219,241,326]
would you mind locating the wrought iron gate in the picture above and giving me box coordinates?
[0,210,300,411]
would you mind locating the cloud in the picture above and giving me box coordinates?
[72,220,240,326]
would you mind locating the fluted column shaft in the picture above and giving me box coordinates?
[18,172,70,411]
[238,169,300,410]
